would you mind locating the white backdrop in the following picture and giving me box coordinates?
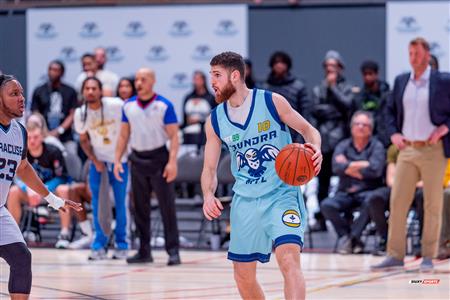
[27,5,248,117]
[386,1,450,84]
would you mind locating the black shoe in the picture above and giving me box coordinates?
[372,238,386,256]
[167,253,181,266]
[337,236,353,254]
[352,238,365,254]
[126,252,153,264]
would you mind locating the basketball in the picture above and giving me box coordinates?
[275,143,315,186]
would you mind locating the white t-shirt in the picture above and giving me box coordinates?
[74,97,125,163]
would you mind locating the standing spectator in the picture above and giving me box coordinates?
[244,59,256,89]
[263,51,311,142]
[438,160,450,259]
[117,77,136,101]
[321,111,385,254]
[372,37,450,271]
[75,53,119,97]
[182,71,215,145]
[365,144,424,256]
[310,50,356,231]
[31,60,77,155]
[430,54,439,71]
[7,123,71,249]
[114,68,181,266]
[355,60,390,147]
[74,77,129,260]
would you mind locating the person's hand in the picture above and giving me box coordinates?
[203,194,224,221]
[345,167,363,180]
[326,71,338,87]
[163,160,177,183]
[113,162,124,182]
[428,124,449,145]
[349,161,370,170]
[335,154,348,164]
[305,143,322,176]
[59,199,83,213]
[93,159,105,173]
[391,133,406,150]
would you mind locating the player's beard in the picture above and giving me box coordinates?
[0,100,22,119]
[215,80,236,104]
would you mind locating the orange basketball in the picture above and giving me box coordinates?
[275,143,315,186]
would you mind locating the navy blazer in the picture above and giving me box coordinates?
[386,70,450,157]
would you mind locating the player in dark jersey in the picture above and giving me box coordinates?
[0,74,81,300]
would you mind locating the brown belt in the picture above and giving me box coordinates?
[404,140,429,148]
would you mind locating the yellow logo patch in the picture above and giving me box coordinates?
[282,210,301,228]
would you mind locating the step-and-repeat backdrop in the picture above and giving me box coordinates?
[387,0,450,83]
[27,5,248,116]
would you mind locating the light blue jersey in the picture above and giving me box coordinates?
[211,89,292,198]
[212,89,305,263]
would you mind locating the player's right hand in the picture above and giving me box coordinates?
[113,162,124,182]
[203,195,223,221]
[59,199,83,213]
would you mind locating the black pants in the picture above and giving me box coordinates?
[0,242,32,294]
[130,147,179,256]
[321,191,372,238]
[366,186,424,239]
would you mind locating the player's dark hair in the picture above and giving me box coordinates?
[81,76,104,126]
[210,52,245,81]
[49,60,66,76]
[0,74,17,91]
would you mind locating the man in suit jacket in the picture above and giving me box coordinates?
[372,37,450,271]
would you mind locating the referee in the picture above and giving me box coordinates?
[114,68,181,266]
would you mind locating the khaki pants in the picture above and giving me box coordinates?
[387,142,447,259]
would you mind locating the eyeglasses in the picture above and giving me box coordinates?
[352,122,371,128]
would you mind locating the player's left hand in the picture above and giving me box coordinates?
[163,161,177,183]
[305,143,322,176]
[59,199,83,213]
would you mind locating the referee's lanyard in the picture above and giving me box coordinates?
[137,93,157,109]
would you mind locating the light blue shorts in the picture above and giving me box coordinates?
[227,184,306,263]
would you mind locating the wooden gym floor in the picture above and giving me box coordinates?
[0,249,449,299]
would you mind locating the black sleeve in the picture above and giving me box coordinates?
[18,122,28,160]
[68,86,79,110]
[49,146,67,178]
[31,87,41,112]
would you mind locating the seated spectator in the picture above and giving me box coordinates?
[365,144,424,256]
[438,160,450,259]
[117,77,136,101]
[7,122,72,248]
[75,53,119,97]
[321,111,385,254]
[31,60,78,155]
[354,60,390,147]
[181,71,215,145]
[26,112,65,153]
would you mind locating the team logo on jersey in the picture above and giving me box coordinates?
[282,210,301,228]
[236,144,279,178]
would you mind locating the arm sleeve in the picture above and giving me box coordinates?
[31,88,40,112]
[360,141,386,179]
[121,105,129,123]
[332,141,350,176]
[329,83,354,111]
[164,102,178,125]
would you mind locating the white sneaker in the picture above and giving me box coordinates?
[55,233,70,249]
[88,248,107,261]
[112,249,128,260]
[68,235,92,249]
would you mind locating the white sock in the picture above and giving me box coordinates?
[60,228,69,236]
[79,220,92,236]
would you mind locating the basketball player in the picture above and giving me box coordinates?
[0,74,81,300]
[201,52,322,300]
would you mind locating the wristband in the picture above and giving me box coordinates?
[44,192,65,210]
[57,126,65,135]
